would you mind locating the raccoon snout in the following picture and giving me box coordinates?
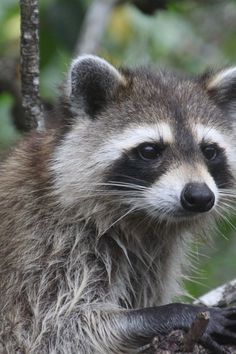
[180,183,215,213]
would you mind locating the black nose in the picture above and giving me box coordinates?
[181,183,215,213]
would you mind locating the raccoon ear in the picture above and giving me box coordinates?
[67,55,126,117]
[204,67,236,118]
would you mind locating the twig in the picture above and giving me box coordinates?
[20,0,45,131]
[183,311,210,352]
[75,0,118,56]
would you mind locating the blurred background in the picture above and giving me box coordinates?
[0,0,236,300]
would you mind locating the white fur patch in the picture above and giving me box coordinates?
[195,124,229,149]
[194,123,236,175]
[207,67,236,89]
[99,123,173,163]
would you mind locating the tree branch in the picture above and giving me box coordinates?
[183,311,210,352]
[75,0,172,57]
[195,278,236,307]
[137,279,236,353]
[75,0,118,56]
[20,0,45,131]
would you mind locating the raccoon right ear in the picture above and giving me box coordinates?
[204,67,236,119]
[67,55,126,117]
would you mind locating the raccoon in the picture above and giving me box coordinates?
[1,55,236,354]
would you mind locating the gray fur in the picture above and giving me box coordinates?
[0,57,236,353]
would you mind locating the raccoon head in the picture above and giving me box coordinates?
[52,56,236,226]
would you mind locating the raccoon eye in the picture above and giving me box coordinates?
[137,143,162,160]
[201,145,218,161]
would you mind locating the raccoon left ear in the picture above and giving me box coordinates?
[204,67,236,118]
[67,55,126,117]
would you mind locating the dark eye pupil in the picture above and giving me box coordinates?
[138,144,160,160]
[202,146,217,160]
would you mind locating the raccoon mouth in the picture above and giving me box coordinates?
[173,208,212,218]
[162,206,214,222]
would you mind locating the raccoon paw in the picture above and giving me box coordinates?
[199,306,236,354]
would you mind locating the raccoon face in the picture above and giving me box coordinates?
[53,56,236,223]
[102,121,234,221]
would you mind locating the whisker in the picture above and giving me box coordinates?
[219,201,235,212]
[100,181,147,191]
[107,174,149,185]
[215,206,236,232]
[97,207,138,238]
[213,221,229,241]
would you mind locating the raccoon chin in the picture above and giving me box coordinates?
[157,208,212,224]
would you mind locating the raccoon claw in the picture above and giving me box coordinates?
[200,335,230,354]
[199,306,236,352]
[224,307,236,319]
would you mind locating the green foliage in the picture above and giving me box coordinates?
[0,94,20,151]
[0,1,19,56]
[39,0,87,69]
[0,0,236,299]
[185,223,236,299]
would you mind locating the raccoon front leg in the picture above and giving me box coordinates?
[118,303,236,353]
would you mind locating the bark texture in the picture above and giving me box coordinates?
[20,0,44,131]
